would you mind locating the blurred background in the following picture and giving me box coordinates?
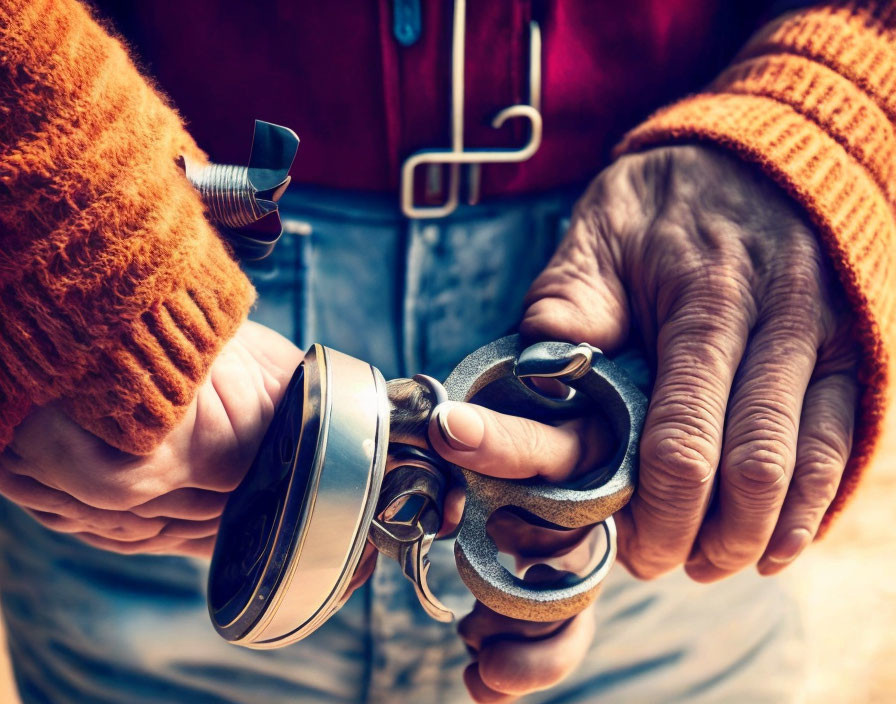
[0,406,892,703]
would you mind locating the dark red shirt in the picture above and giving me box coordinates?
[101,1,773,197]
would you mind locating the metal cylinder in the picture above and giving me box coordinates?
[184,161,265,229]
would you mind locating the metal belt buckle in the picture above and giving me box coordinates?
[207,335,647,648]
[399,0,543,218]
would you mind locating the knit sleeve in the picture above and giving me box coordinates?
[616,1,896,534]
[0,0,256,454]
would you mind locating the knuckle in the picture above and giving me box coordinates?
[479,649,562,695]
[724,410,795,506]
[90,487,142,512]
[802,426,851,468]
[641,432,716,489]
[753,325,818,365]
[773,257,823,298]
[493,415,555,478]
[480,415,522,476]
[41,490,78,515]
[680,256,752,302]
[105,517,167,542]
[651,371,728,433]
[705,265,753,306]
[129,502,160,519]
[726,442,789,487]
[520,421,553,471]
[793,455,843,507]
[202,469,244,494]
[28,510,74,532]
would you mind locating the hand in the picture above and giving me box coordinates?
[428,401,615,702]
[0,321,303,558]
[522,144,859,581]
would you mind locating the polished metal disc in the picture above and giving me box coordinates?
[208,344,389,647]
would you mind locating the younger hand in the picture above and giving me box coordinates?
[429,400,614,702]
[0,321,303,557]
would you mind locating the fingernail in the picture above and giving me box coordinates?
[434,402,484,452]
[765,528,812,564]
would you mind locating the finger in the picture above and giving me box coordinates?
[476,606,596,695]
[439,485,466,537]
[459,601,568,652]
[161,517,221,539]
[0,457,103,515]
[176,321,304,496]
[178,382,250,494]
[208,339,273,462]
[521,215,629,351]
[24,509,167,542]
[427,402,612,482]
[757,372,857,575]
[686,317,817,582]
[0,460,168,537]
[130,488,229,520]
[164,536,217,559]
[622,275,752,579]
[9,408,179,511]
[74,531,187,555]
[8,405,153,508]
[235,321,305,396]
[463,664,518,703]
[9,405,117,475]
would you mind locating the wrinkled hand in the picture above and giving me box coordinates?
[423,145,859,700]
[0,321,303,557]
[522,145,859,581]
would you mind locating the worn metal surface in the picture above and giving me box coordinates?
[208,334,647,644]
[443,335,647,621]
[368,445,452,622]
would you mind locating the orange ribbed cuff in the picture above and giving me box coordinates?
[616,2,896,535]
[0,0,255,454]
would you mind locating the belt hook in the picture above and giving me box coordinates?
[399,0,543,219]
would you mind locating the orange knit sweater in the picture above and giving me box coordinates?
[617,1,896,533]
[0,0,255,453]
[0,0,892,533]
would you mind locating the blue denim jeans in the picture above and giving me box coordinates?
[0,187,804,703]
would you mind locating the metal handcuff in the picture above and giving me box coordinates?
[206,336,646,647]
[183,119,647,647]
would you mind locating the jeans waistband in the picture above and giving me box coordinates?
[277,184,584,227]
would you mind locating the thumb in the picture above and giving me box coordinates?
[233,320,305,404]
[521,216,629,352]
